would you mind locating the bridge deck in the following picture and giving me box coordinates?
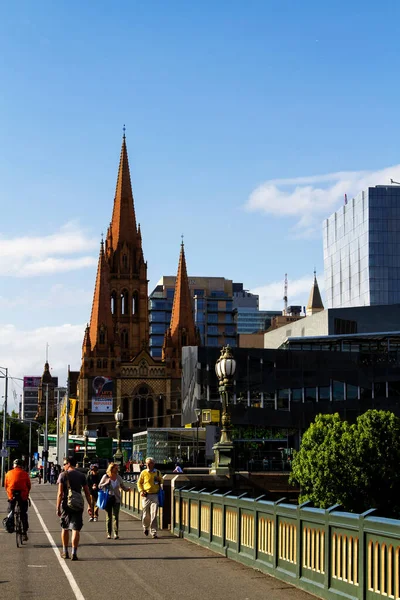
[0,481,315,600]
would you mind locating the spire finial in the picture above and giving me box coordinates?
[123,124,126,139]
[314,267,316,279]
[101,232,104,246]
[46,342,49,363]
[181,234,184,247]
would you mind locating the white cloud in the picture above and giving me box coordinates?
[245,163,400,237]
[251,275,325,311]
[0,323,84,410]
[0,221,98,277]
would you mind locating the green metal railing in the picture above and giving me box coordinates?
[173,487,400,600]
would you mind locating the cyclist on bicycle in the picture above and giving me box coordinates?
[5,458,31,541]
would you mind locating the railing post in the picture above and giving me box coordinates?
[358,508,377,600]
[324,504,342,592]
[273,497,286,570]
[297,501,312,579]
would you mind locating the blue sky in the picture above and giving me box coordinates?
[1,1,400,404]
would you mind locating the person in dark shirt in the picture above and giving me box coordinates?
[87,464,101,522]
[56,455,92,561]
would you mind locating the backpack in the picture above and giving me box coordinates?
[2,511,14,534]
[65,473,84,511]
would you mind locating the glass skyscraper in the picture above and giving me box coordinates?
[323,185,400,308]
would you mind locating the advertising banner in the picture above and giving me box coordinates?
[91,376,113,413]
[24,376,41,388]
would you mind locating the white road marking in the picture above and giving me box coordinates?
[30,498,86,600]
[28,565,47,568]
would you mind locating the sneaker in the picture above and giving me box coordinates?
[144,529,149,536]
[151,533,158,539]
[93,517,98,522]
[89,517,94,522]
[61,551,70,559]
[107,534,111,539]
[114,534,119,540]
[70,554,78,561]
[23,533,29,542]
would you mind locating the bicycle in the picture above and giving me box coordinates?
[12,491,24,548]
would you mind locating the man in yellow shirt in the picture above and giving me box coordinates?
[136,457,163,538]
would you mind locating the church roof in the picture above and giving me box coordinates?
[109,133,138,252]
[307,273,324,312]
[89,240,114,350]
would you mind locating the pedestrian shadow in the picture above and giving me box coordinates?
[82,555,220,561]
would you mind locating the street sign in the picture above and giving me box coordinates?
[0,448,8,458]
[6,440,19,447]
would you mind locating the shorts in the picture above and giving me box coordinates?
[60,507,83,531]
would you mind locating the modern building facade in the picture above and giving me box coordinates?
[263,303,400,349]
[149,276,237,358]
[181,343,400,457]
[323,185,400,308]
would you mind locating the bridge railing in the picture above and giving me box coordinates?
[172,487,400,600]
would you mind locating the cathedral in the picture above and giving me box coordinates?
[75,134,199,437]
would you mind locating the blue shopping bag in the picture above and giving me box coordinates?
[96,489,109,510]
[158,489,164,508]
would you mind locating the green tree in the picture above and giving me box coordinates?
[289,410,400,516]
[289,413,353,509]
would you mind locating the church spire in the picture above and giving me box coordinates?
[89,239,114,350]
[163,240,199,361]
[306,270,324,316]
[109,132,138,252]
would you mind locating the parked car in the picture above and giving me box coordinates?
[30,467,39,478]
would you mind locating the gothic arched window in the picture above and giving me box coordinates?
[132,291,139,315]
[121,290,129,315]
[99,330,105,344]
[121,329,129,349]
[122,254,128,270]
[111,291,117,315]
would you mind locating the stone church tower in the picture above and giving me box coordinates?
[77,134,197,436]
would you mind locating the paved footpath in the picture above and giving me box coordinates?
[0,480,316,600]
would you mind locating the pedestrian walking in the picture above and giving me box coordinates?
[137,457,163,539]
[87,464,100,522]
[50,464,56,484]
[99,463,131,540]
[56,455,92,561]
[38,465,43,484]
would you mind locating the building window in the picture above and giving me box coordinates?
[121,329,129,349]
[97,360,102,369]
[103,360,108,369]
[111,291,117,315]
[122,254,128,269]
[132,291,139,315]
[99,331,105,344]
[121,290,129,315]
[334,318,357,335]
[332,381,345,401]
[291,389,302,403]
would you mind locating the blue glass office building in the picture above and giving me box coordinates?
[323,185,400,308]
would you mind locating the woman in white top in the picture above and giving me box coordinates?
[99,462,131,539]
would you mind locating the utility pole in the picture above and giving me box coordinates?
[28,421,32,472]
[64,366,70,460]
[1,368,8,486]
[43,383,49,483]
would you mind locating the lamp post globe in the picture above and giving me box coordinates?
[113,406,124,474]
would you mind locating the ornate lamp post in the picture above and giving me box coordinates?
[194,408,201,467]
[83,424,89,468]
[113,406,124,474]
[211,345,236,476]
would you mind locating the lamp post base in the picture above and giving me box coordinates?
[113,450,124,475]
[210,441,234,476]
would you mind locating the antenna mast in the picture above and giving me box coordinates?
[283,273,288,315]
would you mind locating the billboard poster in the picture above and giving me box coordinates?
[91,376,113,413]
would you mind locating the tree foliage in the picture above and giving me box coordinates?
[289,410,400,516]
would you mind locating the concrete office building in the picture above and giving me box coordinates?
[324,185,400,308]
[263,304,400,349]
